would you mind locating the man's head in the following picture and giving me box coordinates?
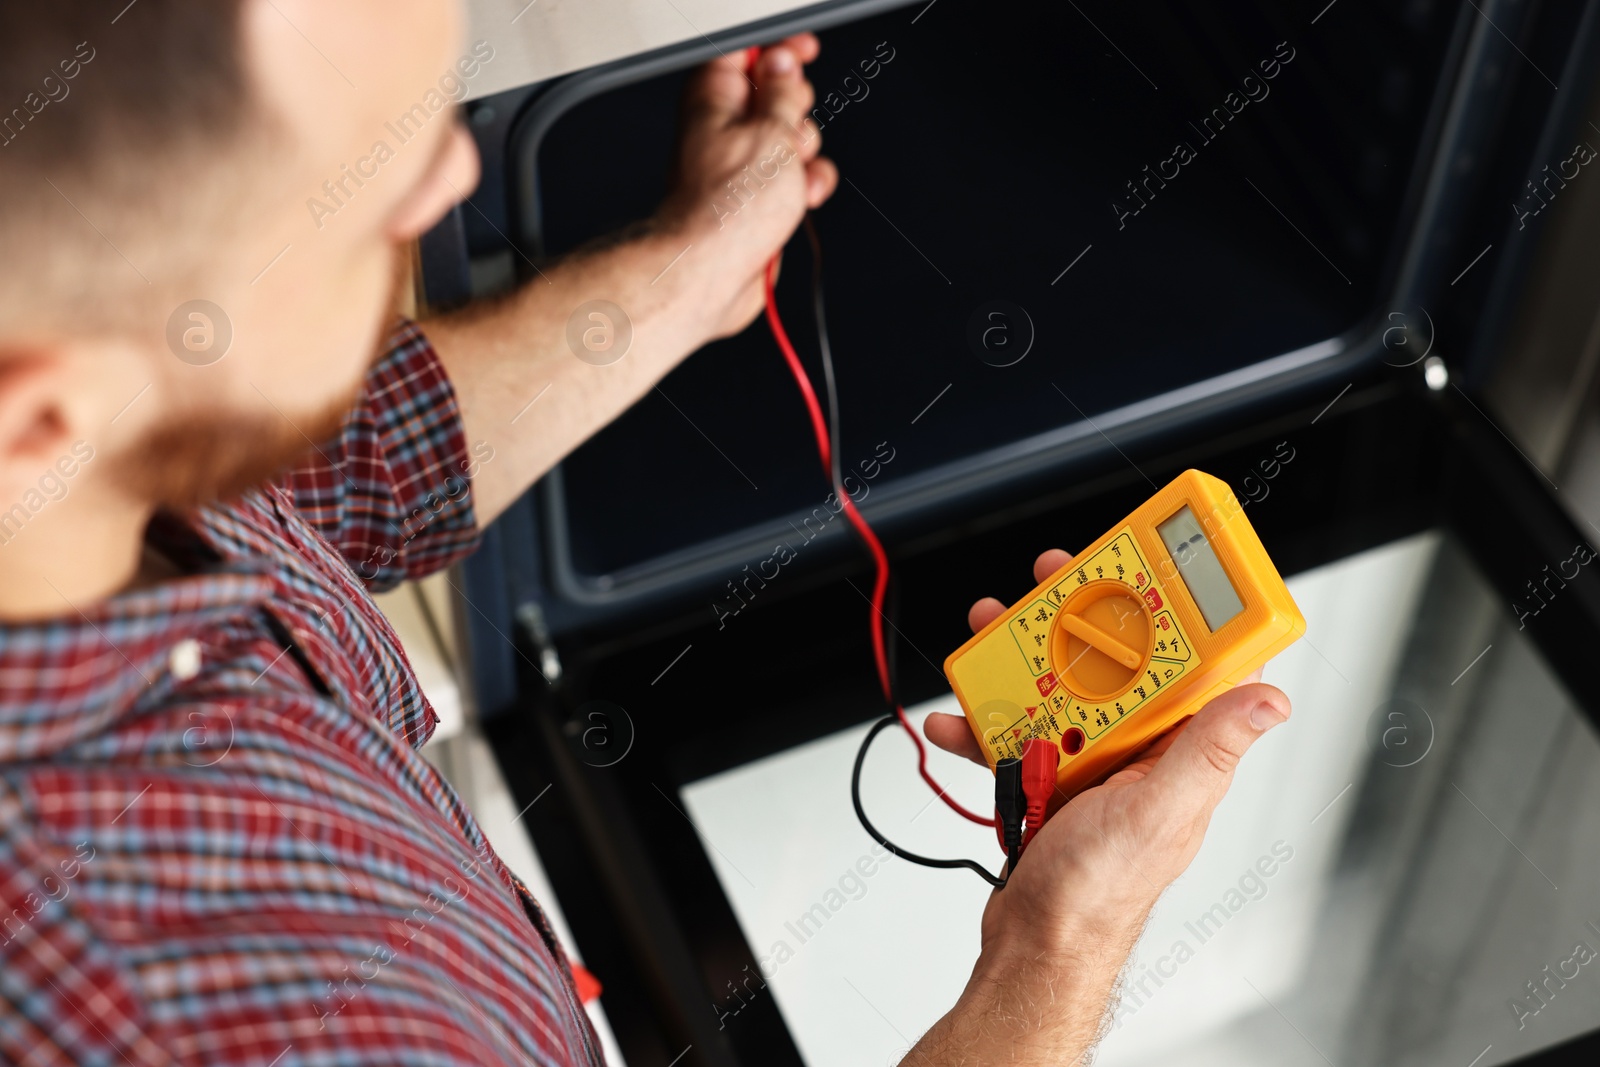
[0,0,479,514]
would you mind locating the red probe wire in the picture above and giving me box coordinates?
[743,41,994,830]
[761,256,997,829]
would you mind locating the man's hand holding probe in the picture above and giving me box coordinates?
[426,35,834,525]
[908,549,1293,1065]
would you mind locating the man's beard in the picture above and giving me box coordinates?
[128,386,362,510]
[126,255,409,511]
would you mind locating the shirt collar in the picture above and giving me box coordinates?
[0,508,277,762]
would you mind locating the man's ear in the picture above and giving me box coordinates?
[0,354,79,482]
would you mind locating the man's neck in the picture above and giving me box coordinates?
[0,491,158,622]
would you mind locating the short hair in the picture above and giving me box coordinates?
[0,2,249,336]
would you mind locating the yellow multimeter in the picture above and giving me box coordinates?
[943,469,1305,805]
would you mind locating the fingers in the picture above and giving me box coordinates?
[967,550,1074,633]
[752,43,816,129]
[1033,548,1074,584]
[1138,682,1290,816]
[796,117,825,163]
[780,32,821,63]
[968,596,1007,634]
[804,155,838,208]
[686,33,822,134]
[682,53,752,130]
[924,711,988,766]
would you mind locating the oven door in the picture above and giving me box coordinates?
[438,1,1600,1065]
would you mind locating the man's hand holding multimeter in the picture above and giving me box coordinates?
[907,547,1292,1065]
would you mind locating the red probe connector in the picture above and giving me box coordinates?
[1019,738,1060,851]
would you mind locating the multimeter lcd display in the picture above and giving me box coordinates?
[1157,506,1246,631]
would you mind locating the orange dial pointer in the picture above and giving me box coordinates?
[1056,611,1142,669]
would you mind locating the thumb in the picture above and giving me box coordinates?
[1138,682,1290,816]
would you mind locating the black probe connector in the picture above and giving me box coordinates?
[994,756,1026,880]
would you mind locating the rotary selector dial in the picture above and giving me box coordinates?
[1049,580,1154,702]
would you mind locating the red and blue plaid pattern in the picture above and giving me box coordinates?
[0,321,603,1066]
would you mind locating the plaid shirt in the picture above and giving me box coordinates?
[0,322,604,1067]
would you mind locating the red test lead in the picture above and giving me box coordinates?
[762,242,995,830]
[1019,738,1061,851]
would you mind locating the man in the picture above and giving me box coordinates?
[0,2,1290,1064]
